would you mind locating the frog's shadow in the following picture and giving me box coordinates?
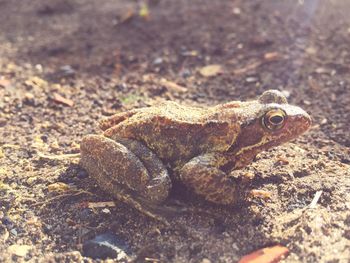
[60,162,273,223]
[56,163,277,257]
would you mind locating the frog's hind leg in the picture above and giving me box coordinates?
[80,135,172,221]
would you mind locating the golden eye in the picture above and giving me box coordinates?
[262,109,286,131]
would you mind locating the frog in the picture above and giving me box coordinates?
[80,90,311,220]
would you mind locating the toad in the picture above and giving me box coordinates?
[80,90,311,219]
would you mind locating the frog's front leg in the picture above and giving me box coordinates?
[80,135,172,220]
[179,153,243,205]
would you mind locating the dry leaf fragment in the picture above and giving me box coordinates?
[51,93,74,107]
[48,182,70,192]
[199,64,223,77]
[264,52,281,61]
[233,53,282,75]
[233,62,261,75]
[160,78,188,93]
[0,77,11,88]
[238,245,289,263]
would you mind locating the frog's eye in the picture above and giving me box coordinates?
[262,109,286,131]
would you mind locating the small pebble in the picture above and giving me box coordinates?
[82,233,130,260]
[153,57,163,65]
[59,65,76,77]
[232,7,241,15]
[7,244,32,257]
[102,208,111,215]
[77,170,88,179]
[245,77,258,83]
[10,228,18,236]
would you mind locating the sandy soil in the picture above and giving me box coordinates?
[0,0,349,262]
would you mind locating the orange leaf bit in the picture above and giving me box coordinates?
[238,245,289,263]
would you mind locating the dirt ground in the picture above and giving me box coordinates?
[0,0,349,262]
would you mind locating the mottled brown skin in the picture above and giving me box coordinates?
[80,90,311,218]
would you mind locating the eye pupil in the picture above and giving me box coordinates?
[262,109,286,131]
[269,115,284,124]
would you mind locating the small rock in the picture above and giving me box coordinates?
[179,68,191,78]
[102,208,111,215]
[232,7,241,15]
[35,64,43,73]
[315,67,328,74]
[152,57,163,65]
[10,228,18,236]
[23,92,35,106]
[83,233,130,260]
[303,100,311,105]
[320,118,328,125]
[245,76,258,83]
[8,244,32,257]
[77,170,88,179]
[59,65,76,77]
[181,50,199,57]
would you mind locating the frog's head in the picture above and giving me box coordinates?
[232,90,311,160]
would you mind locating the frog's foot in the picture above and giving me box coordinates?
[80,135,172,222]
[179,154,240,205]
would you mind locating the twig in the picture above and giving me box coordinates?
[32,189,96,209]
[37,152,80,160]
[309,190,322,209]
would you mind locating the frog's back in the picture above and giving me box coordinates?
[102,101,239,165]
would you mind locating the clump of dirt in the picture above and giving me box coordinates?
[0,0,349,262]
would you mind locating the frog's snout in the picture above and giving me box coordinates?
[305,112,312,128]
[290,109,312,134]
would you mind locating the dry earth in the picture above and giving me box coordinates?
[0,0,349,262]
